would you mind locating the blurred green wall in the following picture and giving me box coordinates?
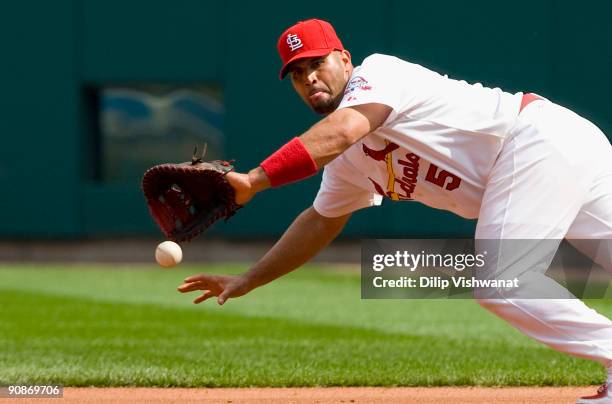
[1,0,610,239]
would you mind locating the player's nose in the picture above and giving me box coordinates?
[306,70,318,85]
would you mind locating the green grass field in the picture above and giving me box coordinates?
[0,264,608,387]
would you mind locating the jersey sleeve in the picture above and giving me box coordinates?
[313,154,383,218]
[337,54,405,116]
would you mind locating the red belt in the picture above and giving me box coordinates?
[519,92,544,113]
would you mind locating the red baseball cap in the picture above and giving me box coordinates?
[277,19,345,79]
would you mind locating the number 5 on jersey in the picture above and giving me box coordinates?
[425,164,461,190]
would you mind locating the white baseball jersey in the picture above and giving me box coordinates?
[313,53,524,219]
[311,54,612,384]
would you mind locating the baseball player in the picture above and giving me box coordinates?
[178,19,612,403]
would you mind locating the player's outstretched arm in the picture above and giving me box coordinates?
[225,103,392,205]
[177,206,351,305]
[299,103,392,167]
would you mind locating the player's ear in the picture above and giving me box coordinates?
[340,49,352,65]
[340,50,352,78]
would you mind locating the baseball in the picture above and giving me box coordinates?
[155,241,183,268]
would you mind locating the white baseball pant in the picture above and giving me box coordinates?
[475,98,612,368]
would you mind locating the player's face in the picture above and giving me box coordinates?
[288,50,353,115]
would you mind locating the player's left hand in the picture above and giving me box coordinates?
[225,171,255,205]
[141,156,242,242]
[225,168,271,206]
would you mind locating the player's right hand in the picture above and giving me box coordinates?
[177,273,252,305]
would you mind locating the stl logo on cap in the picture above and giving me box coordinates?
[286,33,303,52]
[277,19,345,79]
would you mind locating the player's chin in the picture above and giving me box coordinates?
[310,98,336,115]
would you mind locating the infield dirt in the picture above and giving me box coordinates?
[5,386,597,403]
